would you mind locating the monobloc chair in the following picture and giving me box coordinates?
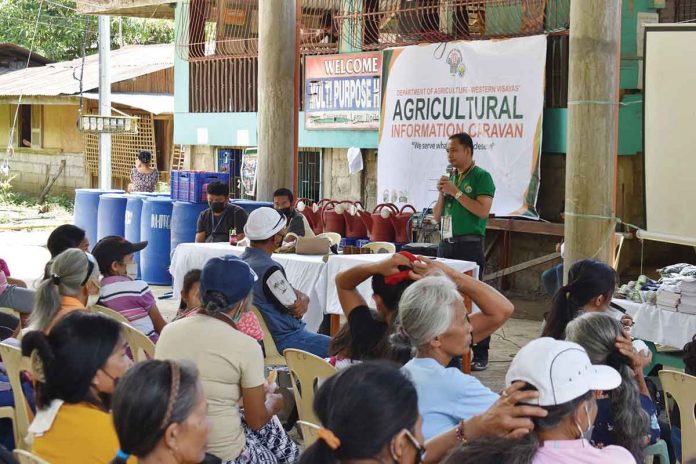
[0,343,33,451]
[90,304,129,324]
[251,307,285,367]
[659,369,696,462]
[120,322,155,362]
[283,349,336,447]
[361,241,396,254]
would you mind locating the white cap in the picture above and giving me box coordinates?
[505,337,621,406]
[244,207,287,241]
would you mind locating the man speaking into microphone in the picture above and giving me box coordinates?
[433,132,495,371]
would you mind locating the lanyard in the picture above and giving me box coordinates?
[447,162,475,209]
[210,208,228,235]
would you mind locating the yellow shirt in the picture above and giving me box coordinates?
[32,402,135,464]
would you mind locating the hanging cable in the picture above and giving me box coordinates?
[2,0,46,176]
[76,18,91,120]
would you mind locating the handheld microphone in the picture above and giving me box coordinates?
[443,164,454,197]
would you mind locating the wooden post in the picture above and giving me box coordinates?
[564,0,622,276]
[257,0,296,201]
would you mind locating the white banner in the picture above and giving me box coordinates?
[378,35,546,216]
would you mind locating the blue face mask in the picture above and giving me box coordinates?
[576,403,595,442]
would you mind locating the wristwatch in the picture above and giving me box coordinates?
[455,191,463,200]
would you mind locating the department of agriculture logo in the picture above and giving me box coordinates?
[446,49,466,77]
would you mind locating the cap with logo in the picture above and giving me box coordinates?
[200,255,258,305]
[243,207,287,241]
[92,236,148,275]
[505,337,621,406]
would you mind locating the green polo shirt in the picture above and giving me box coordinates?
[443,165,495,237]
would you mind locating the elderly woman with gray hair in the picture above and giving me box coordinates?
[565,312,660,462]
[30,248,101,333]
[395,258,517,443]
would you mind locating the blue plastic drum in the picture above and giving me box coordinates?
[171,201,208,254]
[140,197,174,285]
[97,193,128,241]
[74,188,124,250]
[229,199,273,214]
[125,194,147,279]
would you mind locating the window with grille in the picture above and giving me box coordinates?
[297,149,322,202]
[675,0,696,21]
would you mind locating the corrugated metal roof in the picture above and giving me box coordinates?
[82,92,174,115]
[0,43,173,97]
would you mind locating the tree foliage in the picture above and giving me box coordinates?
[0,0,173,62]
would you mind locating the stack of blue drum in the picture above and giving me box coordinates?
[75,189,210,286]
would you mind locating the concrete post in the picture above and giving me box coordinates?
[564,0,622,274]
[256,0,296,201]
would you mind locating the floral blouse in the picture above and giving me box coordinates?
[130,167,158,193]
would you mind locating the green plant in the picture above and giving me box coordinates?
[0,174,16,204]
[45,194,74,213]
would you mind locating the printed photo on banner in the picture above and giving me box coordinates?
[241,148,258,198]
[378,35,547,217]
[305,51,382,130]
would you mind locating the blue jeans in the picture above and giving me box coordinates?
[276,330,330,358]
[542,263,564,296]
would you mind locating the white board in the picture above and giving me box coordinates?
[643,25,696,243]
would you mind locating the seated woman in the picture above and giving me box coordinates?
[0,257,34,335]
[298,361,425,464]
[128,150,158,193]
[335,252,421,364]
[396,266,514,440]
[29,249,100,333]
[92,236,166,342]
[44,225,89,279]
[156,256,298,463]
[299,361,550,464]
[21,312,133,463]
[566,312,660,461]
[443,337,633,464]
[542,259,632,340]
[176,269,202,320]
[175,268,264,343]
[110,360,209,464]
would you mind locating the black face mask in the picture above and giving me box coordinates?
[278,207,293,219]
[210,202,226,214]
[95,368,119,410]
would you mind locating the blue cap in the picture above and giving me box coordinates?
[200,255,257,305]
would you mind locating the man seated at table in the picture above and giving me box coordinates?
[195,181,248,243]
[273,187,315,242]
[241,207,330,357]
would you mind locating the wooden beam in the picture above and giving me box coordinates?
[486,218,565,236]
[38,160,66,204]
[75,0,174,19]
[484,232,500,260]
[483,252,561,282]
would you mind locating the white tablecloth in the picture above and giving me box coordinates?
[613,299,696,349]
[170,243,478,332]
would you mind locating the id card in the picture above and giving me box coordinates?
[441,215,453,240]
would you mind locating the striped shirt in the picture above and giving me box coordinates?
[99,275,157,338]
